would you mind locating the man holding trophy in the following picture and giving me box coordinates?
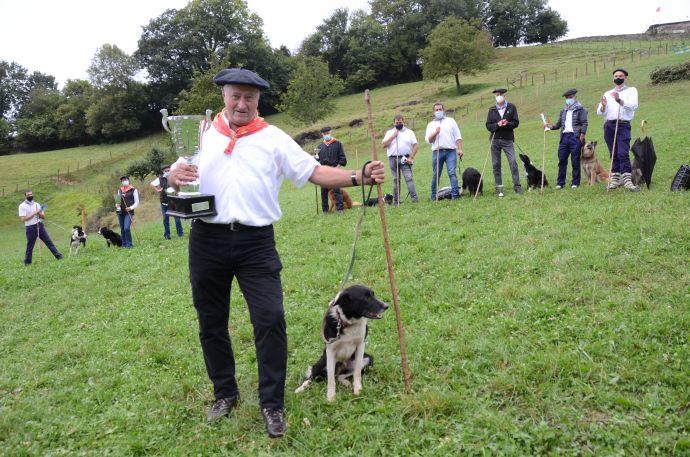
[167,68,385,438]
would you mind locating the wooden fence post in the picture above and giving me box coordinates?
[57,169,60,183]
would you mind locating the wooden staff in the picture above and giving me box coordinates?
[541,129,547,194]
[475,132,495,201]
[364,89,411,393]
[315,183,319,215]
[606,104,622,194]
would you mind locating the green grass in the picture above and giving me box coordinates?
[0,40,689,455]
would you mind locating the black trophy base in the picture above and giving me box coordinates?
[166,194,217,219]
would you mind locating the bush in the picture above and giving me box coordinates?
[650,61,690,85]
[125,146,175,181]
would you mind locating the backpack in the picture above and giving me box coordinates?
[670,164,690,191]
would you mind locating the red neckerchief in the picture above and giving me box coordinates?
[211,110,269,155]
[323,138,338,146]
[119,185,133,193]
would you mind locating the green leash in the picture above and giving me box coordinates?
[340,161,374,290]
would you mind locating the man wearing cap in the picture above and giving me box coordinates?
[151,164,184,239]
[18,190,63,265]
[597,68,639,192]
[486,88,521,197]
[381,114,419,204]
[425,102,463,200]
[167,68,385,438]
[116,175,139,248]
[545,89,588,189]
[316,126,347,213]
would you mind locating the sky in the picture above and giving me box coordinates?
[0,0,688,87]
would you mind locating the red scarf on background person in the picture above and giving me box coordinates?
[119,185,133,194]
[323,138,337,146]
[212,110,269,155]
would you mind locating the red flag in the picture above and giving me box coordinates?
[656,6,661,12]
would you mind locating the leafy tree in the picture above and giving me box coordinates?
[420,18,494,93]
[87,44,138,90]
[298,9,350,79]
[278,57,344,126]
[343,11,394,91]
[524,8,567,44]
[15,86,63,150]
[125,146,175,180]
[177,61,228,115]
[86,82,148,141]
[56,79,94,146]
[485,0,566,46]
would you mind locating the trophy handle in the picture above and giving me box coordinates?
[160,109,171,133]
[204,109,213,131]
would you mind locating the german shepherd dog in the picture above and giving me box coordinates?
[581,141,610,185]
[295,285,388,402]
[518,153,549,191]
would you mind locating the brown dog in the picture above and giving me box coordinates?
[581,141,609,185]
[328,189,355,212]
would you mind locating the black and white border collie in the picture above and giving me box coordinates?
[295,285,388,402]
[98,226,122,247]
[69,226,87,255]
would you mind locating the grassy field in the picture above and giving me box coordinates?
[0,40,689,455]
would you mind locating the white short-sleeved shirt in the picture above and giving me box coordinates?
[382,127,418,157]
[176,123,318,226]
[425,117,462,150]
[18,200,41,226]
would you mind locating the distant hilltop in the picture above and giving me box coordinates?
[646,20,690,36]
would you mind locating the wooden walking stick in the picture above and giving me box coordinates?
[475,132,495,201]
[364,89,411,393]
[540,113,549,194]
[606,104,622,194]
[434,134,441,201]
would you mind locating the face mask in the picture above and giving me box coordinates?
[614,78,625,86]
[434,111,444,120]
[26,196,33,201]
[495,95,505,104]
[121,180,129,187]
[163,171,170,178]
[323,134,332,141]
[565,98,575,106]
[395,124,404,130]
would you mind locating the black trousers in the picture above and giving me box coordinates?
[321,186,343,212]
[189,220,286,409]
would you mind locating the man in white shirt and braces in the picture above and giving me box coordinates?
[425,102,463,200]
[381,114,419,204]
[168,68,385,438]
[597,68,639,192]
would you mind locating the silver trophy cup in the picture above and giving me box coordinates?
[160,109,217,218]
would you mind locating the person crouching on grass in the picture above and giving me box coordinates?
[167,68,385,438]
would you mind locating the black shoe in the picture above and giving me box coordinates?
[206,396,239,423]
[55,254,63,260]
[261,407,286,438]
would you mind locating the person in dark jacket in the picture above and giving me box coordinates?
[116,175,139,248]
[316,126,347,213]
[151,164,184,239]
[486,88,521,197]
[545,88,588,189]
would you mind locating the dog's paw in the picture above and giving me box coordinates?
[353,381,362,396]
[338,377,351,387]
[327,390,336,402]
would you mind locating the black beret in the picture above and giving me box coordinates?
[612,68,628,76]
[160,164,171,172]
[320,126,332,133]
[492,88,507,94]
[120,175,128,180]
[213,68,270,90]
[562,88,578,97]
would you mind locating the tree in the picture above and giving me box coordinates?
[86,82,148,141]
[177,61,229,115]
[87,44,137,90]
[278,57,344,126]
[420,18,494,93]
[485,0,566,46]
[524,8,567,44]
[15,86,63,150]
[56,79,94,146]
[298,9,351,79]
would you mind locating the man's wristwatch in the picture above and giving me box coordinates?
[351,170,358,186]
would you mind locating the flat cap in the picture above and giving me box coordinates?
[320,126,332,133]
[562,88,578,97]
[492,88,508,94]
[213,68,270,89]
[612,68,628,76]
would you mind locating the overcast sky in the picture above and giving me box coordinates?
[1,0,688,87]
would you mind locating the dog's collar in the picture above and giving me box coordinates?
[322,292,353,343]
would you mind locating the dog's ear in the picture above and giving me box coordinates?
[592,141,597,147]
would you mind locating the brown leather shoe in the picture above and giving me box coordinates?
[206,396,239,423]
[261,407,286,438]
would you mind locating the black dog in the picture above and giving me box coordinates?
[69,226,87,256]
[98,226,122,247]
[365,193,394,206]
[295,285,388,402]
[518,153,549,190]
[461,167,482,196]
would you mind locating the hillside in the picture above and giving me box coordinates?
[0,39,688,454]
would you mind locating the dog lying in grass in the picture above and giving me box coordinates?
[581,141,610,185]
[98,226,122,247]
[295,285,388,402]
[69,226,87,256]
[461,167,482,196]
[518,153,549,191]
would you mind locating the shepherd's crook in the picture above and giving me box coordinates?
[475,132,495,201]
[364,89,411,393]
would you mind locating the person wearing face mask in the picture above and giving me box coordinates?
[151,164,184,240]
[116,175,139,248]
[381,114,419,204]
[18,190,63,265]
[486,88,521,197]
[597,68,639,192]
[316,126,348,213]
[425,102,463,200]
[545,88,588,189]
